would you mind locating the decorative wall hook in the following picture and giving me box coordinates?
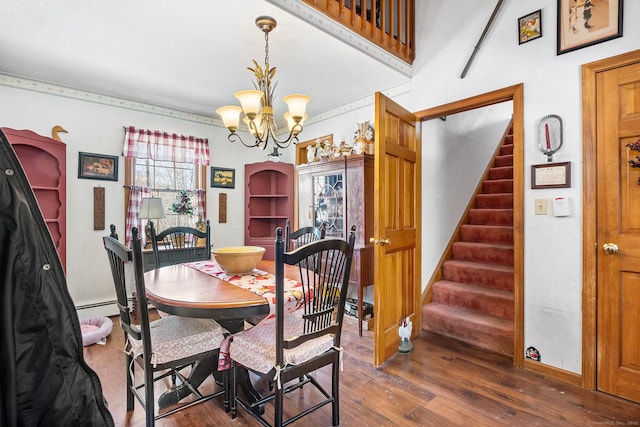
[536,114,563,162]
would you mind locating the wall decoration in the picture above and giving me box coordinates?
[536,114,563,162]
[531,162,571,189]
[557,0,623,55]
[78,152,118,181]
[211,167,235,188]
[94,187,105,230]
[518,9,542,44]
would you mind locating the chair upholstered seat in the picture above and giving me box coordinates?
[230,312,335,375]
[229,225,356,427]
[129,317,226,367]
[103,227,228,426]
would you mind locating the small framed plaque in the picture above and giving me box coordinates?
[531,162,571,189]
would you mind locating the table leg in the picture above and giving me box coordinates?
[157,318,266,412]
[157,355,218,409]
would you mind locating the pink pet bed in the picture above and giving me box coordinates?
[79,316,113,346]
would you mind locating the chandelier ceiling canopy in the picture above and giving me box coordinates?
[216,16,310,151]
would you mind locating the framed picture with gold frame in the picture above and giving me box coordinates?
[557,0,623,55]
[210,167,235,188]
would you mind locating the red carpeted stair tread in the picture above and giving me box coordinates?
[432,280,514,320]
[476,193,513,209]
[460,224,513,243]
[468,209,513,225]
[482,179,513,194]
[488,166,513,180]
[422,303,513,356]
[442,260,514,291]
[452,241,513,266]
[495,155,513,167]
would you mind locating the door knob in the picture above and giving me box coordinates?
[369,237,391,246]
[603,243,619,254]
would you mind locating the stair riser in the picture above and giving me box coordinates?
[500,144,513,156]
[495,155,513,167]
[476,194,513,209]
[482,180,513,194]
[442,263,514,291]
[422,305,513,356]
[468,209,513,226]
[452,243,513,266]
[461,225,513,243]
[488,167,513,180]
[432,282,514,320]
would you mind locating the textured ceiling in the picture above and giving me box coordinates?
[0,0,410,125]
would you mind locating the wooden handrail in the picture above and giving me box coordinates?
[301,0,415,64]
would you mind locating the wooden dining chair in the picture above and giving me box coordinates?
[284,218,326,252]
[229,225,356,427]
[103,227,228,426]
[149,220,211,268]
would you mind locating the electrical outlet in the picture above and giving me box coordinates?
[534,199,548,215]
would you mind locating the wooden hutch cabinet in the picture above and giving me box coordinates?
[296,153,374,335]
[244,161,294,260]
[2,128,67,270]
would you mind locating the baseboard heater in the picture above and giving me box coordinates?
[75,300,118,310]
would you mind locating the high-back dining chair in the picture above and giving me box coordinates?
[149,220,211,268]
[284,218,326,252]
[103,227,227,426]
[229,225,356,427]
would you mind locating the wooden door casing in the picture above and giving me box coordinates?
[373,92,421,367]
[595,60,640,403]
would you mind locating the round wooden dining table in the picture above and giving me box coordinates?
[143,259,295,411]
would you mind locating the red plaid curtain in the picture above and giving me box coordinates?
[125,186,151,245]
[195,189,206,219]
[122,126,210,244]
[122,126,210,165]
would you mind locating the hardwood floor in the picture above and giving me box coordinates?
[83,315,640,426]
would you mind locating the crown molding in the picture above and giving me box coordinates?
[0,73,410,130]
[0,73,221,126]
[267,0,412,77]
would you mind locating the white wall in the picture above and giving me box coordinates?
[2,0,639,375]
[0,84,283,316]
[306,0,640,374]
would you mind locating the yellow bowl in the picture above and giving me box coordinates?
[211,246,265,275]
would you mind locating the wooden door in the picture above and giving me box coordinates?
[373,92,421,367]
[596,61,640,403]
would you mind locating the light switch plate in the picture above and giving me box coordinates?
[535,199,547,215]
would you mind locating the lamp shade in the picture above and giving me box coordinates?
[139,197,165,219]
[216,105,243,131]
[235,90,264,118]
[283,94,310,119]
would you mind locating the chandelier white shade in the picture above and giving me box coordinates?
[216,16,310,150]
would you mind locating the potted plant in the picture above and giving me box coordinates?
[169,190,195,227]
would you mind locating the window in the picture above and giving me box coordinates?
[128,157,205,229]
[121,126,210,244]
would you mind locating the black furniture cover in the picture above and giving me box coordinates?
[0,129,113,426]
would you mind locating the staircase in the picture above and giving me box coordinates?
[422,125,514,356]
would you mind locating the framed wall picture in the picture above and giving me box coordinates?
[518,10,542,44]
[211,167,235,188]
[531,162,571,189]
[557,0,623,55]
[78,152,118,181]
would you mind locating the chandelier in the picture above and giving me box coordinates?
[216,16,310,151]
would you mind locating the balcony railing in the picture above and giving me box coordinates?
[301,0,415,64]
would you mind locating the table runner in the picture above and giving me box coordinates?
[182,260,307,318]
[182,260,308,370]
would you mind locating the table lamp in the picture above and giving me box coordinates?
[139,197,165,248]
